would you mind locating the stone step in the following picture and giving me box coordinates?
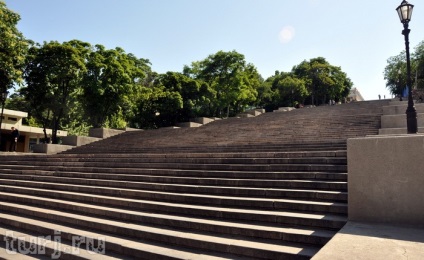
[17,150,349,159]
[0,212,242,260]
[0,204,320,259]
[0,167,348,181]
[379,127,424,135]
[0,161,347,173]
[381,113,424,128]
[1,157,347,165]
[48,157,347,165]
[0,184,347,214]
[382,102,424,115]
[63,144,348,154]
[0,188,346,230]
[0,152,349,163]
[0,226,118,260]
[0,178,347,202]
[0,199,336,246]
[0,173,347,193]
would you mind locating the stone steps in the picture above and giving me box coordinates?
[0,156,348,165]
[0,211,244,260]
[0,100,391,258]
[0,202,321,259]
[0,177,346,202]
[0,150,349,159]
[0,225,120,260]
[0,184,346,214]
[0,191,346,230]
[0,198,336,246]
[0,151,348,173]
[63,142,348,154]
[0,166,348,180]
[0,162,347,173]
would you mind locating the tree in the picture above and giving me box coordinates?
[292,57,352,105]
[260,71,308,110]
[412,40,424,89]
[255,77,275,112]
[81,45,150,128]
[133,83,182,129]
[0,1,29,91]
[384,41,424,97]
[276,75,308,107]
[154,72,207,123]
[384,52,407,97]
[184,50,260,117]
[22,40,87,143]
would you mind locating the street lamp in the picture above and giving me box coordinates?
[398,69,402,101]
[397,0,417,134]
[0,89,9,149]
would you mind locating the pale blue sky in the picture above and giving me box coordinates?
[5,0,424,100]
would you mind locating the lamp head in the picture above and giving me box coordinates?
[1,89,8,100]
[396,0,414,24]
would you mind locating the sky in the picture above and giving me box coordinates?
[4,0,424,101]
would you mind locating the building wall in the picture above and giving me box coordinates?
[0,109,67,152]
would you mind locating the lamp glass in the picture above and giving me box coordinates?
[397,0,414,23]
[1,90,8,100]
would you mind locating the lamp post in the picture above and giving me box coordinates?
[398,69,403,101]
[396,0,417,134]
[0,89,9,150]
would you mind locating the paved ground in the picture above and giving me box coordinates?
[312,221,424,260]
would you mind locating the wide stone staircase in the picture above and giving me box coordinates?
[0,100,389,259]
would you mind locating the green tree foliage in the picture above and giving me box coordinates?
[81,44,150,128]
[292,57,352,105]
[133,83,180,129]
[0,1,29,91]
[384,52,405,97]
[384,41,424,97]
[21,40,87,143]
[262,71,309,110]
[255,78,274,111]
[412,41,424,89]
[184,50,261,117]
[154,72,207,123]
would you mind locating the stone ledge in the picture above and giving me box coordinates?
[382,102,424,115]
[89,128,125,138]
[379,127,424,135]
[192,117,215,125]
[32,144,74,155]
[61,136,102,146]
[381,113,424,128]
[176,122,203,128]
[275,107,295,112]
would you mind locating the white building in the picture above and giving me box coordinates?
[0,109,67,152]
[348,88,365,102]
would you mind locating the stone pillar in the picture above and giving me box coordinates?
[348,135,424,227]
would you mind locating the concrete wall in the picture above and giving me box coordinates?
[193,117,215,125]
[379,127,424,135]
[32,143,74,155]
[383,103,424,115]
[89,128,124,138]
[176,122,203,128]
[348,135,424,227]
[61,136,102,146]
[381,113,424,128]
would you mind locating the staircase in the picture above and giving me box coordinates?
[0,100,388,259]
[379,100,424,134]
